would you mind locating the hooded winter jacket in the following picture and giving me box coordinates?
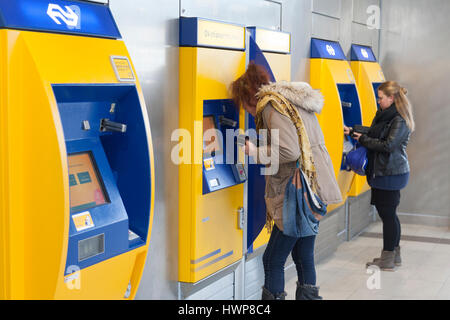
[255,81,342,231]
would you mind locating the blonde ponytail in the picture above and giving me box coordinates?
[378,81,415,132]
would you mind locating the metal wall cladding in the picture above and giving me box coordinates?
[109,0,384,299]
[180,0,282,30]
[312,0,342,18]
[379,0,450,220]
[352,22,379,51]
[312,13,341,41]
[110,0,181,300]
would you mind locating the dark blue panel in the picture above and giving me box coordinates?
[373,82,382,110]
[246,35,276,253]
[0,0,121,39]
[202,99,246,194]
[310,38,346,60]
[249,36,276,82]
[54,84,151,273]
[338,84,362,169]
[246,115,269,253]
[179,17,198,47]
[101,88,151,242]
[351,44,377,62]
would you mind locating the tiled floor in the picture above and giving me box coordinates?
[285,222,450,300]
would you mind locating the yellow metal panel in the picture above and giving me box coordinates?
[0,30,68,299]
[0,30,154,299]
[310,59,344,181]
[54,247,147,299]
[178,47,196,282]
[179,47,246,283]
[348,61,385,197]
[263,53,291,82]
[310,58,361,210]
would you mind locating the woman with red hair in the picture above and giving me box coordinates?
[231,63,341,300]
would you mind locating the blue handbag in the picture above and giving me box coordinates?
[345,143,368,176]
[282,168,327,238]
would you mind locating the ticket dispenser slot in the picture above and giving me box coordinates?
[349,44,386,196]
[179,17,246,283]
[310,38,363,210]
[246,27,291,254]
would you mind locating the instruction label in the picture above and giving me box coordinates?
[72,211,95,232]
[111,56,136,82]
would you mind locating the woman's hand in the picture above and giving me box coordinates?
[344,125,352,136]
[244,140,257,157]
[352,132,362,141]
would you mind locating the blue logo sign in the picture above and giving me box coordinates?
[350,44,377,62]
[0,0,121,39]
[310,38,346,60]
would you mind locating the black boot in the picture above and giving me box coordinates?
[261,286,287,300]
[295,283,323,300]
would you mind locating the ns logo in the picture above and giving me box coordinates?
[326,44,336,56]
[47,3,81,30]
[361,48,369,59]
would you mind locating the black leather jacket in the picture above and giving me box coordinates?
[359,114,411,177]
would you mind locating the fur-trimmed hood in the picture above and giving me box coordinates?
[257,81,324,114]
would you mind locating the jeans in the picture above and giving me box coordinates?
[262,224,317,295]
[375,204,401,251]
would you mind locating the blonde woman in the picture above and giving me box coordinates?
[344,81,415,271]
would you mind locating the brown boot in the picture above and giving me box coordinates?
[394,246,402,266]
[369,246,401,267]
[366,250,396,271]
[261,287,287,300]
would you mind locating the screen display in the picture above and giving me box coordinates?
[203,116,221,155]
[68,152,109,213]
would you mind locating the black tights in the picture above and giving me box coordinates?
[375,204,401,251]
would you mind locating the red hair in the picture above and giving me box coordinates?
[230,62,270,108]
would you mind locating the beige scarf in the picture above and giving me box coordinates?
[255,90,320,195]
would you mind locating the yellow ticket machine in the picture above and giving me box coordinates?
[246,27,291,253]
[178,17,247,283]
[0,0,155,299]
[310,38,363,211]
[348,44,386,196]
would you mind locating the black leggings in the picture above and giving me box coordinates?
[375,204,401,251]
[371,188,402,252]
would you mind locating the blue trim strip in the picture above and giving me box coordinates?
[193,250,234,272]
[191,249,221,264]
[0,0,121,39]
